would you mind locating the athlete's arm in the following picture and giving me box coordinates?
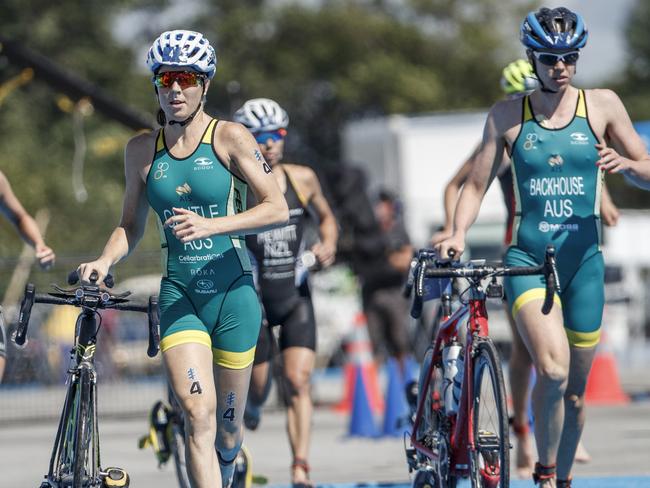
[0,171,55,268]
[78,134,152,283]
[388,244,415,274]
[594,89,650,181]
[436,102,509,259]
[291,165,339,267]
[600,181,619,227]
[165,122,288,243]
[431,144,478,245]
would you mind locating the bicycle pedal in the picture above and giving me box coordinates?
[102,467,130,487]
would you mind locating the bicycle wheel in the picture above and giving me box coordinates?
[170,421,191,488]
[51,379,79,483]
[73,367,93,488]
[470,338,509,488]
[414,351,455,488]
[168,391,191,488]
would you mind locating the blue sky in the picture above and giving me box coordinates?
[560,0,637,85]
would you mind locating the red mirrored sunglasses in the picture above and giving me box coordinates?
[153,71,206,89]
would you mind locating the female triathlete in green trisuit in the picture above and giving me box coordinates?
[437,7,650,487]
[77,30,288,488]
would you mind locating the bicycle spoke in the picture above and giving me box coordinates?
[73,368,93,487]
[413,360,458,488]
[168,387,192,488]
[471,339,509,488]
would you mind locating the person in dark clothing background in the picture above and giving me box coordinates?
[359,189,414,369]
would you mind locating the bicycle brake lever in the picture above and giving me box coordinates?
[415,261,427,298]
[109,290,132,299]
[51,284,78,294]
[541,245,560,315]
[403,256,418,298]
[550,258,561,294]
[544,245,561,293]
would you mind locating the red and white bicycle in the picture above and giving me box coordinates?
[404,246,559,488]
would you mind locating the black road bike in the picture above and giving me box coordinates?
[13,271,160,488]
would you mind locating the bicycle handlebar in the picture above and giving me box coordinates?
[14,284,36,347]
[406,245,560,318]
[67,270,114,289]
[13,274,160,357]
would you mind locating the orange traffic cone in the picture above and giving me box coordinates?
[585,332,629,405]
[334,312,384,414]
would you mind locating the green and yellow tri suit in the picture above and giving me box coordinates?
[505,90,605,348]
[146,119,261,368]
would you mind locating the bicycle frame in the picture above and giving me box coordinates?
[46,308,102,487]
[410,287,490,478]
[14,275,158,488]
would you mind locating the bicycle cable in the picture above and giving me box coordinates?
[74,303,104,348]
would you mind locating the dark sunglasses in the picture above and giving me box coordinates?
[153,70,206,89]
[254,129,287,144]
[532,50,580,66]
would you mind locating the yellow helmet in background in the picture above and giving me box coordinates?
[500,59,538,95]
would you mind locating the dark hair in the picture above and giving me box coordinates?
[157,108,166,126]
[377,188,397,203]
[376,187,403,217]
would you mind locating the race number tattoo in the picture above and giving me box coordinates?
[255,149,272,174]
[188,367,203,395]
[223,391,236,422]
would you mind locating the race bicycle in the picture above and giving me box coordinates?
[404,246,559,488]
[14,271,160,488]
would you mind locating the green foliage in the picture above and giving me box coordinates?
[196,0,534,161]
[0,0,540,291]
[0,0,163,293]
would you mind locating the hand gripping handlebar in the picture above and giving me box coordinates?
[405,245,560,318]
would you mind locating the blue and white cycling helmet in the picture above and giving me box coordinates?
[233,98,289,133]
[146,30,217,79]
[520,7,588,51]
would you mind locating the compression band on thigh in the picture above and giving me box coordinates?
[511,288,562,318]
[213,346,256,369]
[564,328,601,348]
[160,329,212,353]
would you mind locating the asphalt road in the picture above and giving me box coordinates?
[2,400,650,487]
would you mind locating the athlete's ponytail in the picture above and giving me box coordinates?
[157,108,166,127]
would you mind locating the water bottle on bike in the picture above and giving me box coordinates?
[441,342,462,415]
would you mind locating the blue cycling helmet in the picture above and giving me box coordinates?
[520,7,588,51]
[146,30,217,79]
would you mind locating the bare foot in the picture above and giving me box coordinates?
[514,432,535,479]
[539,480,556,488]
[291,459,314,488]
[574,440,591,464]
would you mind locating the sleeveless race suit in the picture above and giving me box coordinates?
[0,307,6,359]
[246,168,316,363]
[498,166,516,246]
[505,90,604,347]
[146,119,261,368]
